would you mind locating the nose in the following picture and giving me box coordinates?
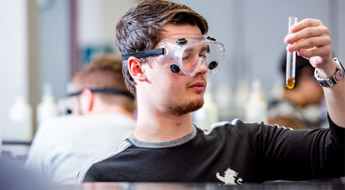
[195,57,208,75]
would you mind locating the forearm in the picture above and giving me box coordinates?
[323,77,345,128]
[317,57,345,128]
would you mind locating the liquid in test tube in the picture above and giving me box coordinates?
[286,17,297,89]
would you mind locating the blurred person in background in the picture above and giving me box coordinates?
[268,54,326,129]
[25,55,136,184]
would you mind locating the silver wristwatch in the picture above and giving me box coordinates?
[314,57,345,87]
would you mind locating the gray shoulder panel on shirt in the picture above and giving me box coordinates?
[75,140,132,184]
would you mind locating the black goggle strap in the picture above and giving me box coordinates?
[206,36,216,41]
[122,48,165,60]
[67,88,134,100]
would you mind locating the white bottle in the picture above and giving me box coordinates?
[215,83,232,121]
[37,83,59,127]
[7,96,33,142]
[244,79,268,123]
[233,81,251,119]
[194,83,219,131]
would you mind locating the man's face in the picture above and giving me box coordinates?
[139,24,208,115]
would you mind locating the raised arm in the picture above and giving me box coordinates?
[285,18,345,128]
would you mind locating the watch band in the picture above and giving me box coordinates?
[314,57,345,87]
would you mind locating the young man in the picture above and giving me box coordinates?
[77,0,345,184]
[25,55,136,184]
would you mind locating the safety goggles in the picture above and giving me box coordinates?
[122,37,225,77]
[58,88,134,115]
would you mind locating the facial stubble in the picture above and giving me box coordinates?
[167,97,204,116]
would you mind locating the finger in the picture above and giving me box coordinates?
[285,26,327,44]
[297,45,331,59]
[290,18,322,33]
[287,35,331,52]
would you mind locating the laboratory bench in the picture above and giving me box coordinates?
[27,181,345,190]
[0,140,31,163]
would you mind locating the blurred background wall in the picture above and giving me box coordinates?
[0,0,344,138]
[173,0,345,95]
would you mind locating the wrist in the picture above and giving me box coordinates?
[316,60,337,79]
[314,57,345,87]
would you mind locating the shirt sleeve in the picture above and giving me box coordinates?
[236,116,345,181]
[327,114,345,156]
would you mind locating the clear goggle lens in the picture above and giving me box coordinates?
[180,41,224,75]
[157,39,225,76]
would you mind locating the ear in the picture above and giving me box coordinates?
[80,88,94,113]
[128,56,147,82]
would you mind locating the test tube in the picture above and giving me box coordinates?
[285,16,298,89]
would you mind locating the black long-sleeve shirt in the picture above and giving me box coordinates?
[77,117,344,184]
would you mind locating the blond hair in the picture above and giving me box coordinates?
[73,55,135,112]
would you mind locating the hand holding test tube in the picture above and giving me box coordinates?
[286,17,297,89]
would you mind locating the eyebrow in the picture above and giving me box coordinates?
[201,45,209,53]
[184,44,209,54]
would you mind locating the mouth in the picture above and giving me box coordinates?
[189,81,206,92]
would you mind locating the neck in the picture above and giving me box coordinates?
[88,105,133,118]
[134,107,194,142]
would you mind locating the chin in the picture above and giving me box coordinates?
[168,98,204,115]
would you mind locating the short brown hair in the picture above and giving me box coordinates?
[73,55,135,112]
[115,0,208,95]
